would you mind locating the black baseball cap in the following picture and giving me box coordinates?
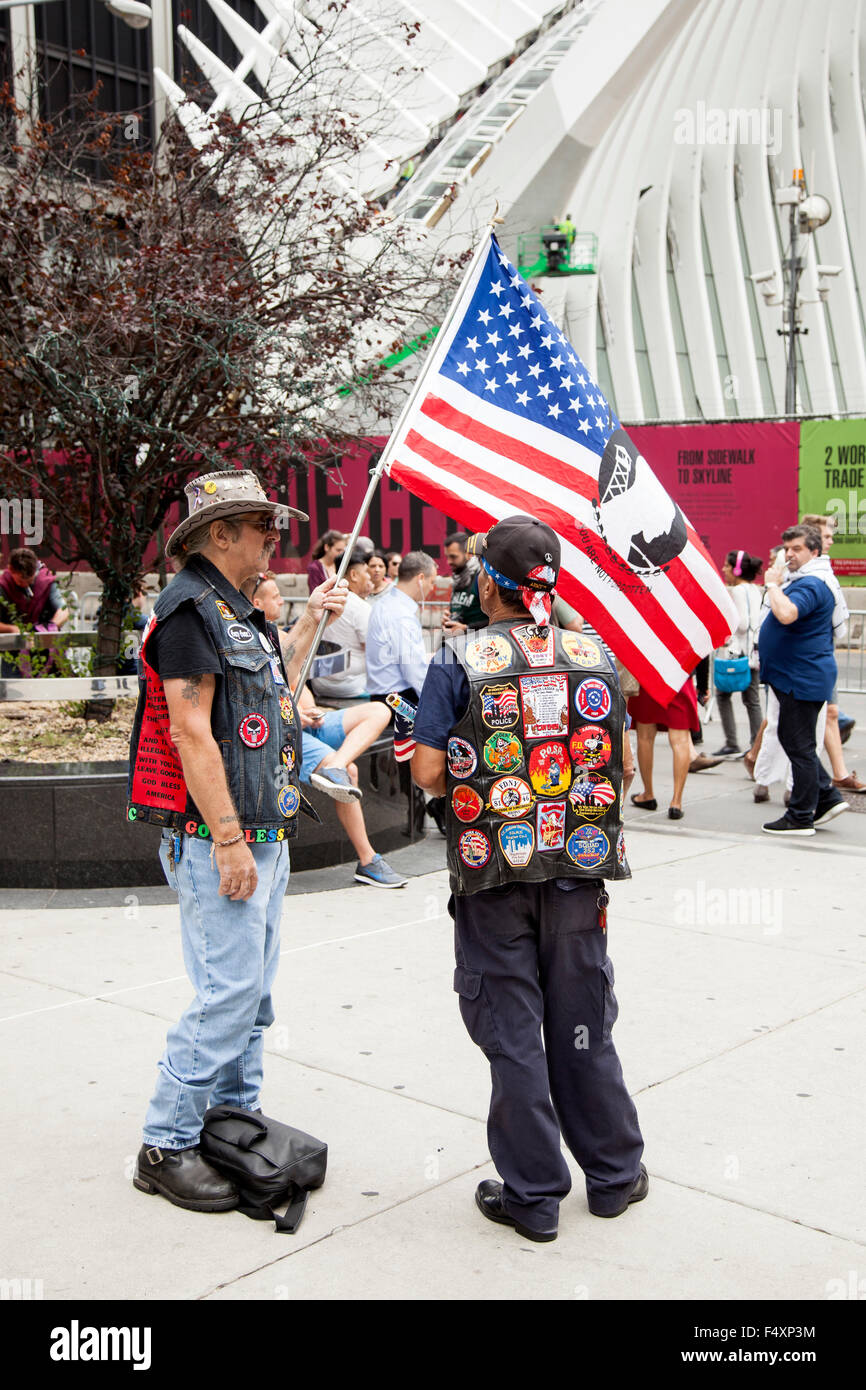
[467,514,560,591]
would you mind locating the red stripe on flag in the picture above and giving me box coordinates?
[401,427,703,670]
[421,394,599,503]
[389,454,689,700]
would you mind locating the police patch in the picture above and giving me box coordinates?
[489,775,533,819]
[510,624,554,668]
[570,724,612,771]
[451,785,483,824]
[239,713,270,748]
[528,741,571,797]
[575,678,611,720]
[561,632,604,668]
[459,828,491,868]
[498,821,535,867]
[565,826,610,869]
[447,737,477,779]
[479,683,520,729]
[536,800,566,851]
[482,731,523,774]
[463,633,513,674]
[277,785,300,819]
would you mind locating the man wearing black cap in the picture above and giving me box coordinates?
[412,514,645,1241]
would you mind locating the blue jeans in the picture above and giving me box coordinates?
[299,708,347,782]
[143,830,291,1149]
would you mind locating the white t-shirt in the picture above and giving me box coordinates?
[313,591,370,698]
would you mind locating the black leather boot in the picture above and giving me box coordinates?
[133,1144,239,1212]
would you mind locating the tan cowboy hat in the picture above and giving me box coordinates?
[165,470,309,558]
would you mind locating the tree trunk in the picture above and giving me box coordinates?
[83,583,126,723]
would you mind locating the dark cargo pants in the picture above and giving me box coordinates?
[451,879,644,1233]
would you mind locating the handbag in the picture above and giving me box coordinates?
[200,1105,328,1234]
[713,653,751,693]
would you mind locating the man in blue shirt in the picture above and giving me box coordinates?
[759,525,849,836]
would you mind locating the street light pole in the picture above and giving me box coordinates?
[784,195,804,415]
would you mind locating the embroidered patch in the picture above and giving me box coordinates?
[458,828,491,868]
[575,678,611,720]
[565,826,610,868]
[510,624,554,668]
[277,785,300,818]
[519,672,569,740]
[463,633,513,674]
[227,623,253,644]
[616,827,628,868]
[479,682,520,729]
[498,821,535,867]
[280,741,295,770]
[447,737,477,779]
[561,632,604,668]
[482,731,523,774]
[238,713,270,748]
[536,800,566,851]
[570,724,612,771]
[279,693,294,724]
[451,785,483,824]
[568,774,616,819]
[215,600,236,621]
[489,775,533,819]
[528,741,571,797]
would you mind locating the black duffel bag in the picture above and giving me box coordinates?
[200,1105,327,1234]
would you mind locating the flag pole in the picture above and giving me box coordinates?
[292,206,504,701]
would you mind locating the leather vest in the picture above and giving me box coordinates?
[444,619,630,895]
[126,556,302,840]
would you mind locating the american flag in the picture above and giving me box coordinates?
[385,234,736,703]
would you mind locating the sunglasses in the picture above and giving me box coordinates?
[241,514,278,535]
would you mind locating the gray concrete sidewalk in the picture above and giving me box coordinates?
[1,700,864,1301]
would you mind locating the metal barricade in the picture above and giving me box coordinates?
[837,609,866,693]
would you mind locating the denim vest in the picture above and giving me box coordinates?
[444,620,630,894]
[127,556,301,840]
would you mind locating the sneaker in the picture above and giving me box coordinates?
[310,767,362,802]
[712,744,743,759]
[762,815,816,837]
[354,854,407,888]
[814,800,850,828]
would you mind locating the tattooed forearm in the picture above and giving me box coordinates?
[219,814,240,825]
[181,675,203,706]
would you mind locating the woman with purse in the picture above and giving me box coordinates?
[712,550,764,758]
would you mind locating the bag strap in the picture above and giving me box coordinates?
[236,1182,310,1235]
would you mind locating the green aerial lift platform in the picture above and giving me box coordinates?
[518,227,598,278]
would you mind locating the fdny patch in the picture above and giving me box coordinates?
[448,737,477,779]
[458,828,491,868]
[616,827,628,868]
[566,826,610,869]
[279,693,294,724]
[277,785,300,819]
[482,731,523,774]
[215,600,236,621]
[239,713,270,748]
[464,633,513,675]
[227,623,253,644]
[519,672,569,741]
[570,724,612,771]
[479,682,519,729]
[498,821,535,868]
[568,774,616,819]
[536,800,566,851]
[489,775,533,819]
[575,678,612,720]
[451,785,483,823]
[561,632,604,668]
[528,741,571,797]
[510,624,554,668]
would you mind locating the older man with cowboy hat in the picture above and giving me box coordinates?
[128,469,347,1214]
